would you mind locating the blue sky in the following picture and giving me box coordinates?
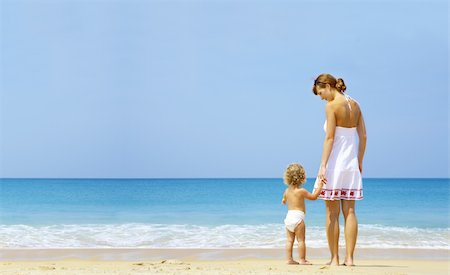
[0,0,448,178]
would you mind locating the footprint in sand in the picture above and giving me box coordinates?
[38,266,56,270]
[161,260,186,265]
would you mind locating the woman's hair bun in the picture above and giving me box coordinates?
[335,78,346,93]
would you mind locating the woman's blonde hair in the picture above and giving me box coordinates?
[312,73,346,95]
[284,163,306,186]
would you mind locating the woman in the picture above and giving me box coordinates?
[312,73,367,266]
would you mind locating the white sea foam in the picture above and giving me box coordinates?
[0,223,448,249]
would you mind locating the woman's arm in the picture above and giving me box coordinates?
[356,111,367,173]
[319,104,336,179]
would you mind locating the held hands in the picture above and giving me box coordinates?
[317,177,327,189]
[317,164,327,188]
[318,164,326,182]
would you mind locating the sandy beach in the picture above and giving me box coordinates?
[1,259,449,275]
[0,248,448,275]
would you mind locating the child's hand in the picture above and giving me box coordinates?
[319,178,327,187]
[281,198,286,205]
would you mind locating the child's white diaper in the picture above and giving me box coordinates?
[284,210,305,232]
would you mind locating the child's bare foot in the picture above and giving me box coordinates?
[299,260,312,265]
[286,260,299,265]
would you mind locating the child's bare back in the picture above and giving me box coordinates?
[283,186,308,212]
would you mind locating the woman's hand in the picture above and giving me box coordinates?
[359,162,363,174]
[318,164,327,182]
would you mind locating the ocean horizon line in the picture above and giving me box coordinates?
[1,177,449,180]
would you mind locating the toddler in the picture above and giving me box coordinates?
[281,163,326,265]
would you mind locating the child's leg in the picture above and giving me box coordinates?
[294,221,312,265]
[285,229,298,264]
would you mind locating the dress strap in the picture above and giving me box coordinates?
[344,93,352,111]
[344,93,356,123]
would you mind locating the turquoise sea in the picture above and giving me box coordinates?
[0,178,448,249]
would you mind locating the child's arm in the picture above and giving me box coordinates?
[301,178,327,200]
[281,190,287,204]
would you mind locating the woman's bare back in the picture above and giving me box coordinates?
[330,94,361,128]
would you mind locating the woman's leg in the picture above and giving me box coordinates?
[325,200,340,265]
[342,200,358,266]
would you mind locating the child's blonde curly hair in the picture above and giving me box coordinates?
[284,163,306,186]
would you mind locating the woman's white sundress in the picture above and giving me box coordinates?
[313,94,363,200]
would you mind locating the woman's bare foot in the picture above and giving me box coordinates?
[343,261,355,266]
[299,260,312,265]
[286,260,299,265]
[325,258,339,266]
